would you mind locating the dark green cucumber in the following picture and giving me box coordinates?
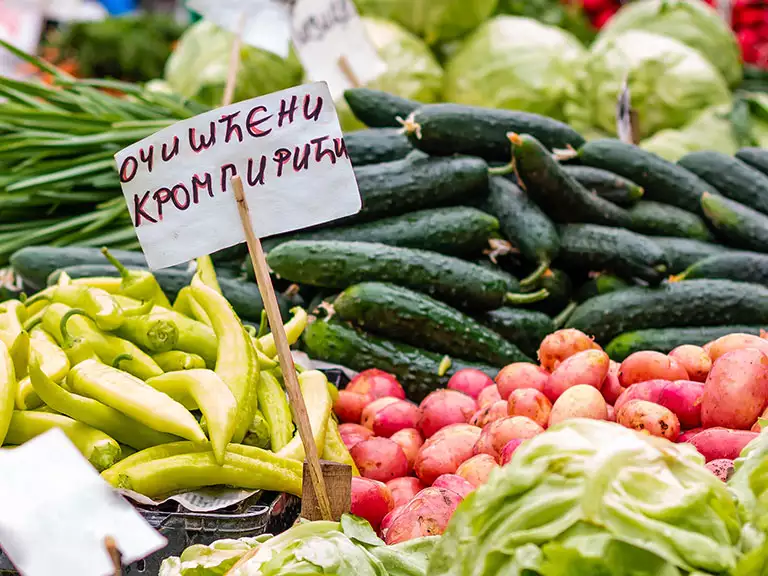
[676,251,768,285]
[343,88,420,128]
[511,134,631,227]
[649,236,730,274]
[481,308,554,358]
[577,273,630,302]
[701,192,768,252]
[736,147,768,177]
[576,139,718,215]
[531,268,573,315]
[561,165,644,206]
[627,201,713,241]
[678,151,768,215]
[566,279,768,344]
[557,224,669,284]
[605,326,766,361]
[483,176,559,283]
[302,319,499,402]
[344,128,412,166]
[267,240,547,311]
[402,103,585,163]
[333,282,531,365]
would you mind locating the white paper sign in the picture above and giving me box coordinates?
[292,0,386,99]
[0,0,44,79]
[115,82,362,270]
[0,429,167,576]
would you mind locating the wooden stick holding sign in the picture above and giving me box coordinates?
[338,56,361,88]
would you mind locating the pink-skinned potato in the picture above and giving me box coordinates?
[456,453,499,487]
[364,399,421,437]
[669,345,712,382]
[618,351,689,388]
[351,437,410,482]
[614,379,704,429]
[677,427,703,443]
[350,477,394,531]
[447,369,494,399]
[606,405,615,422]
[347,369,405,400]
[706,333,768,362]
[361,397,399,429]
[614,379,669,412]
[432,474,475,499]
[706,459,734,482]
[334,391,373,424]
[687,427,758,461]
[500,439,523,465]
[389,428,423,470]
[544,349,610,402]
[384,487,463,544]
[386,477,425,508]
[496,363,549,399]
[549,384,608,426]
[477,384,501,408]
[414,423,481,485]
[616,399,680,441]
[469,400,508,428]
[418,389,477,438]
[380,505,404,539]
[538,329,601,372]
[507,388,552,428]
[474,416,544,460]
[701,348,768,429]
[338,423,374,450]
[601,361,625,405]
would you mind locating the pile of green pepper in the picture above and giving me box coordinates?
[0,250,356,499]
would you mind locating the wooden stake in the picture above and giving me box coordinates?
[338,56,361,88]
[104,536,122,576]
[221,13,246,108]
[231,175,334,521]
[301,460,352,521]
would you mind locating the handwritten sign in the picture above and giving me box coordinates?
[0,429,166,576]
[115,82,361,269]
[292,0,385,99]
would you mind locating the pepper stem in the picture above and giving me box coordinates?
[112,353,133,369]
[553,301,578,329]
[257,310,269,338]
[520,261,550,288]
[101,247,130,281]
[122,299,154,317]
[505,288,549,305]
[60,308,92,346]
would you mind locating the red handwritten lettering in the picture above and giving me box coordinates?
[219,111,244,144]
[220,163,238,192]
[139,146,154,173]
[293,144,311,172]
[161,136,180,162]
[303,94,322,122]
[153,188,171,221]
[120,156,138,183]
[246,106,273,138]
[273,148,292,178]
[311,136,337,165]
[171,184,191,210]
[277,96,298,128]
[333,137,348,159]
[189,122,216,153]
[191,172,213,204]
[247,156,267,186]
[133,191,156,227]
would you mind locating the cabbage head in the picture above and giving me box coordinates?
[353,0,498,45]
[598,0,742,87]
[164,21,303,107]
[443,16,585,121]
[565,30,731,140]
[428,419,742,576]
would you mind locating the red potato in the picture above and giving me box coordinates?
[338,423,374,450]
[544,349,610,402]
[677,428,703,443]
[606,405,615,422]
[389,428,424,470]
[447,369,494,399]
[456,453,499,487]
[614,379,669,412]
[549,384,608,426]
[474,416,544,460]
[347,369,405,400]
[432,474,475,499]
[500,439,523,465]
[361,397,399,428]
[386,477,425,508]
[350,477,394,531]
[614,379,704,429]
[364,399,421,437]
[538,329,601,372]
[616,399,680,441]
[418,389,477,438]
[477,384,501,408]
[496,363,549,399]
[687,427,758,461]
[706,333,768,362]
[380,506,404,538]
[706,459,734,482]
[414,423,481,485]
[669,345,712,382]
[701,348,768,430]
[384,487,462,545]
[507,388,552,428]
[469,400,508,428]
[334,391,373,423]
[351,437,410,482]
[618,351,689,388]
[601,360,625,405]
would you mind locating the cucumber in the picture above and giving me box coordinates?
[678,151,768,215]
[343,88,420,128]
[557,224,669,284]
[736,147,768,177]
[649,236,730,274]
[511,134,631,227]
[566,279,768,344]
[605,326,766,361]
[675,251,768,285]
[483,176,559,283]
[627,201,714,241]
[302,318,499,402]
[700,192,768,252]
[481,308,554,358]
[577,273,630,302]
[576,139,718,215]
[344,128,412,166]
[531,268,573,316]
[561,165,644,206]
[402,103,585,163]
[266,240,547,311]
[333,282,531,365]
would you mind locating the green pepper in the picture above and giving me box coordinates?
[71,277,122,293]
[257,371,293,452]
[114,313,179,353]
[9,330,29,379]
[15,329,70,411]
[0,339,16,446]
[323,417,359,476]
[151,350,206,372]
[196,255,222,294]
[277,370,332,462]
[173,286,212,327]
[101,247,172,308]
[258,307,307,358]
[51,284,124,331]
[241,409,271,449]
[0,300,27,350]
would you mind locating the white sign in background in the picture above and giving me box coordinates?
[115,82,362,270]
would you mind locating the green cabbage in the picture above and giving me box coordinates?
[597,0,742,87]
[565,30,731,140]
[164,21,303,107]
[443,16,586,121]
[353,0,498,45]
[428,419,742,576]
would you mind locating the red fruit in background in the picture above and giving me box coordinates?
[338,423,374,450]
[738,29,760,63]
[469,399,508,428]
[582,0,611,12]
[351,437,410,482]
[361,397,400,428]
[380,506,404,538]
[593,5,618,28]
[386,477,425,507]
[496,363,549,399]
[473,416,544,460]
[601,360,625,405]
[347,369,405,400]
[334,390,373,423]
[365,399,421,437]
[432,474,475,499]
[447,368,494,399]
[456,453,499,487]
[418,389,477,438]
[384,487,462,544]
[477,384,502,408]
[618,351,688,388]
[500,439,523,465]
[350,477,394,530]
[414,423,482,485]
[507,388,552,428]
[389,428,424,470]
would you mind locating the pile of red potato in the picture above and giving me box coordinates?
[337,328,768,543]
